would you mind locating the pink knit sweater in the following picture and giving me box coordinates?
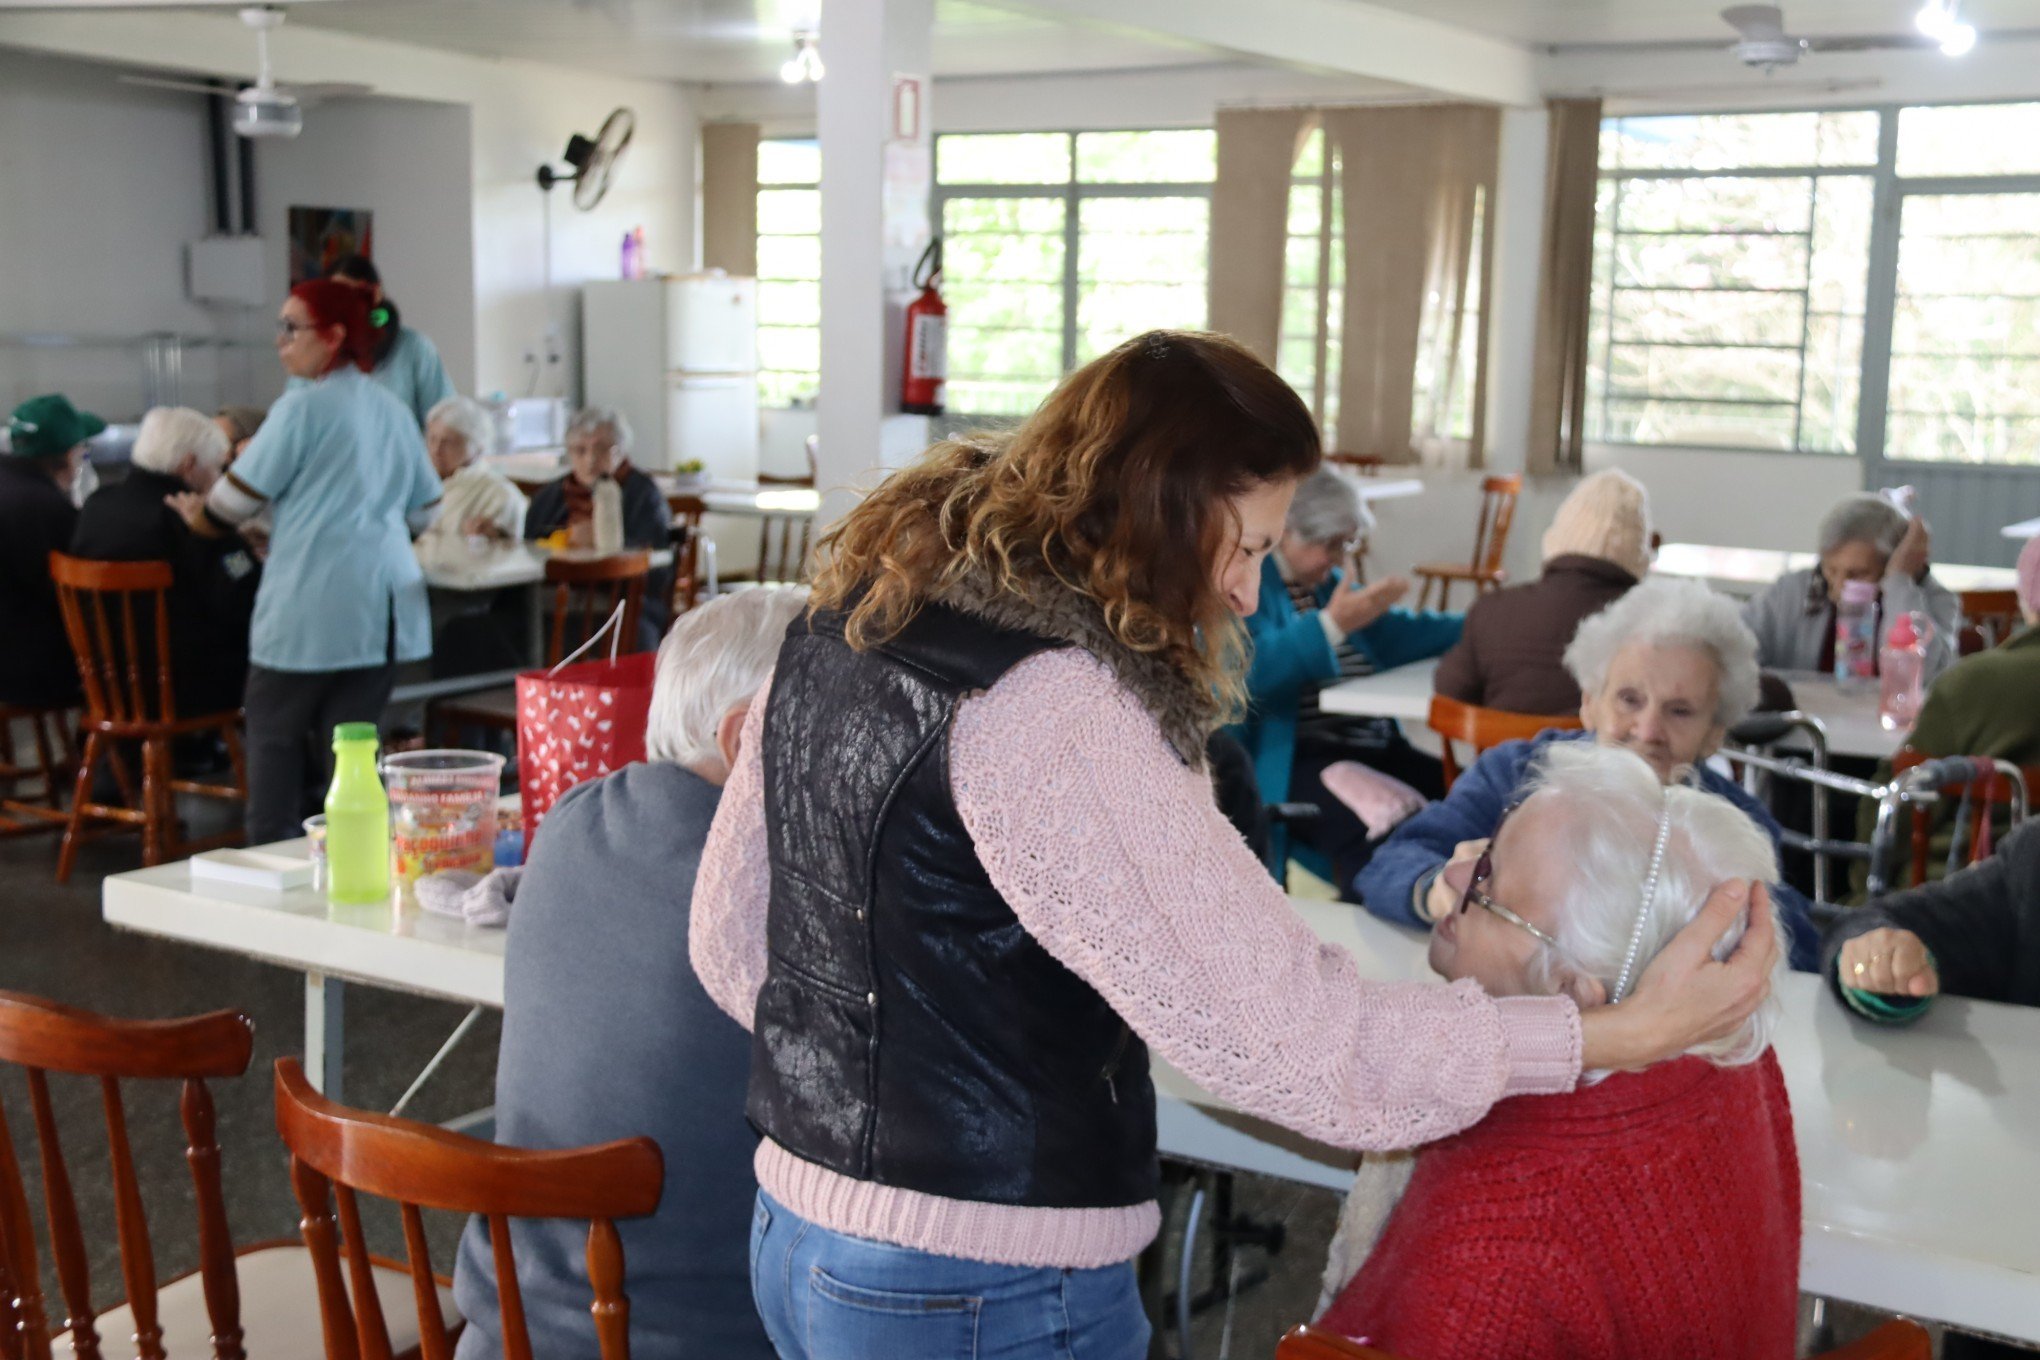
[691,647,1583,1268]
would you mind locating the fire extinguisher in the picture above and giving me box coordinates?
[901,238,947,416]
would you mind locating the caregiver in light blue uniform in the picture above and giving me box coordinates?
[315,253,456,427]
[179,279,442,843]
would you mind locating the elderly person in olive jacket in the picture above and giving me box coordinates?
[1740,493,1958,681]
[1434,469,1650,717]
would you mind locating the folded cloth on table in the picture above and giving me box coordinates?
[1320,761,1428,839]
[415,867,521,927]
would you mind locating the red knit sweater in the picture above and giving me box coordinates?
[1319,1051,1799,1360]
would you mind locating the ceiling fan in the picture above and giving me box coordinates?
[117,6,370,138]
[1553,4,1995,72]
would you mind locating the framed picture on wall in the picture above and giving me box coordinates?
[288,206,374,284]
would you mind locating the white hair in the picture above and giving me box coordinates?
[1564,578,1762,729]
[426,396,496,462]
[646,586,811,766]
[1520,742,1784,1067]
[130,406,228,478]
[1286,468,1370,544]
[1818,493,1907,561]
[567,404,634,455]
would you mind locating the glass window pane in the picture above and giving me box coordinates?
[757,188,819,235]
[1293,126,1324,180]
[1604,110,1878,171]
[757,234,820,282]
[1075,196,1208,363]
[1616,175,1814,234]
[759,370,818,407]
[942,195,1067,416]
[758,138,819,186]
[1613,232,1809,291]
[937,133,1071,185]
[1897,103,2040,177]
[1608,343,1803,404]
[1611,289,1804,346]
[1076,129,1216,182]
[1600,398,1800,449]
[757,281,819,328]
[757,325,819,374]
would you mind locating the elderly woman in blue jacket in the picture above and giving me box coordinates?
[1356,577,1822,971]
[1232,467,1462,889]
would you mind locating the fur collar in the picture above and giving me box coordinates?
[927,566,1215,768]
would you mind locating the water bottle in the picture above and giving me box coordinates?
[324,722,390,906]
[1834,578,1879,689]
[620,230,637,281]
[592,476,624,555]
[1880,611,1932,732]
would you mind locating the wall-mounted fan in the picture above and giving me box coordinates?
[535,108,637,212]
[117,6,370,138]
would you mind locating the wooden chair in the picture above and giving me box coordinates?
[47,553,246,883]
[1428,693,1582,790]
[1413,473,1522,611]
[431,552,650,748]
[274,1057,663,1360]
[0,702,74,838]
[1275,1320,1931,1360]
[1326,452,1385,476]
[1956,588,2022,655]
[666,494,709,614]
[1884,747,2040,888]
[0,989,442,1359]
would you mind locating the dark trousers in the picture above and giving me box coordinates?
[244,662,397,844]
[1293,719,1447,899]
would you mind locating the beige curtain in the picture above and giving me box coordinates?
[1330,103,1499,468]
[701,122,761,276]
[1526,99,1603,474]
[1208,108,1312,365]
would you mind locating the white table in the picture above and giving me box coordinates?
[1653,543,2018,598]
[1316,658,1441,723]
[1766,670,1905,762]
[418,544,673,592]
[1352,477,1423,503]
[101,861,2040,1341]
[2004,515,2040,540]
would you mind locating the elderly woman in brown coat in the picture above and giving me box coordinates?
[1433,469,1652,716]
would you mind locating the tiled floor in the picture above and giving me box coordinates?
[0,793,2012,1356]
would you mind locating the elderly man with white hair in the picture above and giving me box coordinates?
[1741,491,1958,681]
[417,395,526,549]
[450,584,808,1360]
[1359,577,1820,969]
[1319,741,1798,1360]
[72,405,260,717]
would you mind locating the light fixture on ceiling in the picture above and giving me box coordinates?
[780,30,824,84]
[1914,0,1977,55]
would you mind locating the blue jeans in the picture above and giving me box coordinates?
[749,1191,1151,1360]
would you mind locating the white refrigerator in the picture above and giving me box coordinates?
[581,275,760,478]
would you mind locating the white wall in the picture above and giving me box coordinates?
[0,48,225,418]
[256,96,475,401]
[0,9,700,405]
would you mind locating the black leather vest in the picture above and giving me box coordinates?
[748,601,1159,1209]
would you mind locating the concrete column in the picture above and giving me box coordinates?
[816,0,936,525]
[1482,104,1549,475]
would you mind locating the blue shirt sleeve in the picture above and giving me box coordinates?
[1245,611,1339,708]
[1355,739,1529,925]
[405,329,457,424]
[1350,607,1465,671]
[228,392,309,501]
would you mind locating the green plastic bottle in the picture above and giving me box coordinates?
[324,722,390,905]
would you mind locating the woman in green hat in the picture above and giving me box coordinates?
[0,393,102,706]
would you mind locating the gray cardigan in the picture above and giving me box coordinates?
[452,762,773,1360]
[1739,566,1958,682]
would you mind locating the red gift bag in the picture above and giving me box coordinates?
[516,608,656,843]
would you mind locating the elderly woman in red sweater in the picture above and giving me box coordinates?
[1319,740,1798,1360]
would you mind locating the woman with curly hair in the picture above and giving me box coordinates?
[691,330,1778,1360]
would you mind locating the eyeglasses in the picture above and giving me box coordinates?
[1457,806,1562,950]
[276,319,316,341]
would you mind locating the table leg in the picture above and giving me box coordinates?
[305,971,346,1099]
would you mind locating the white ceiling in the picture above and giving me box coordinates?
[1355,0,2040,48]
[285,0,1214,84]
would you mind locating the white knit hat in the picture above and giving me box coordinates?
[1541,469,1653,581]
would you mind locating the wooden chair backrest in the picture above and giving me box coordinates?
[1326,452,1385,477]
[0,991,254,1360]
[1470,473,1523,577]
[1276,1325,1401,1358]
[272,1060,663,1360]
[666,495,708,613]
[1890,747,2040,886]
[1428,693,1582,790]
[1956,587,2023,655]
[544,552,650,664]
[47,553,178,728]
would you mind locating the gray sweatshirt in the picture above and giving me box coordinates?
[1739,566,1959,683]
[452,762,773,1360]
